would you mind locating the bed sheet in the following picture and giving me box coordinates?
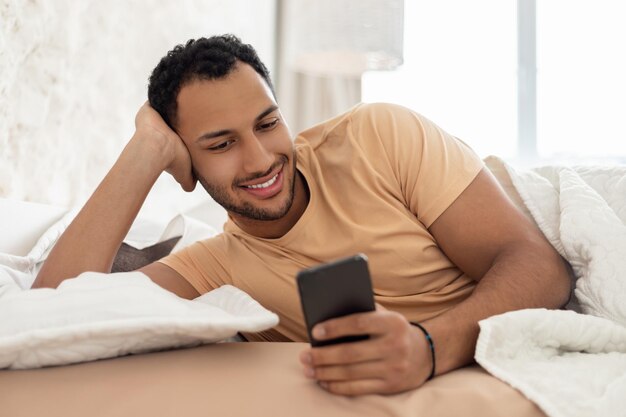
[0,342,546,417]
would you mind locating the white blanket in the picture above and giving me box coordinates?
[0,199,279,369]
[475,160,626,417]
[0,272,279,369]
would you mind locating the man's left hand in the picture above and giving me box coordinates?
[299,305,432,396]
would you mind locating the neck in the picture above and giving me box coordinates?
[231,170,309,239]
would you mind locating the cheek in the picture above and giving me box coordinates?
[192,153,239,188]
[268,128,295,155]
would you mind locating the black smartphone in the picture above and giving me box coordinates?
[297,253,376,347]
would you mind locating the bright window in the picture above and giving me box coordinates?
[362,0,517,159]
[362,0,626,163]
[537,0,626,160]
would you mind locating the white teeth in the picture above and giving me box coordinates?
[245,173,278,189]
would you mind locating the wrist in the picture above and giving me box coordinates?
[410,322,436,381]
[417,316,480,376]
[128,129,174,172]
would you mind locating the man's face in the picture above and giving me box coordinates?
[175,63,296,222]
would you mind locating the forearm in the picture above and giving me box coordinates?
[32,135,168,289]
[422,241,571,376]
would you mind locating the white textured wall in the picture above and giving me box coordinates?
[0,0,275,212]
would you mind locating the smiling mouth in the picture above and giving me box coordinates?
[237,162,286,200]
[242,172,279,189]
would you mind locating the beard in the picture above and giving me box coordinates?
[197,150,297,221]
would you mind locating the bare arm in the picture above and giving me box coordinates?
[300,168,571,395]
[32,103,197,296]
[421,168,571,374]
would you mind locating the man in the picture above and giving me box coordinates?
[32,35,570,396]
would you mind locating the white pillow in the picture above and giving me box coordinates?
[0,194,219,289]
[0,198,68,257]
[0,272,279,369]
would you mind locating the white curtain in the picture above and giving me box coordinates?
[276,0,404,134]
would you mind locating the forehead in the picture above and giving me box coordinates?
[175,63,276,141]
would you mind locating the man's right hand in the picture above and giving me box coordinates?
[33,101,198,290]
[133,102,196,192]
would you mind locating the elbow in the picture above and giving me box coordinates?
[551,255,574,308]
[520,233,574,309]
[532,238,573,309]
[507,238,573,310]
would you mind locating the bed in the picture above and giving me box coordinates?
[0,157,625,417]
[0,342,543,417]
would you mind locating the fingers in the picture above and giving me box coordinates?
[304,359,385,382]
[303,310,411,368]
[133,102,196,192]
[167,132,196,192]
[179,177,197,192]
[302,354,391,396]
[300,338,385,367]
[303,359,406,396]
[319,379,389,397]
[298,310,432,396]
[167,158,196,192]
[311,309,407,342]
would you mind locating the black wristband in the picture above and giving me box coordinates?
[410,322,436,381]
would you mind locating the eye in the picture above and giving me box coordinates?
[207,139,234,151]
[257,117,280,131]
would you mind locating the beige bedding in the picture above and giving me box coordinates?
[0,342,545,417]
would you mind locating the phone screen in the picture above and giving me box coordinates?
[296,253,376,347]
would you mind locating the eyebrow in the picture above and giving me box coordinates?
[195,104,279,143]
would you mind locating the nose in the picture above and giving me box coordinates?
[240,130,274,174]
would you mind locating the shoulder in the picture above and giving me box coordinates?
[348,102,438,135]
[350,101,414,118]
[295,102,425,149]
[166,232,231,261]
[319,102,422,130]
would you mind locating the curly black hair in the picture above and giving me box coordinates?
[147,34,274,128]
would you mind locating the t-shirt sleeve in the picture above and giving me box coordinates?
[157,235,232,295]
[356,103,484,228]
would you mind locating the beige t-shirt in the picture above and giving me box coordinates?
[159,103,484,342]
